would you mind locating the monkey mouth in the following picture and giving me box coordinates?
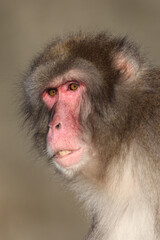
[56,150,72,157]
[53,149,81,167]
[54,149,80,157]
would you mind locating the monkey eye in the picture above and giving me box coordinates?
[68,83,79,91]
[47,88,57,97]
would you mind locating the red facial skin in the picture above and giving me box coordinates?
[42,80,85,168]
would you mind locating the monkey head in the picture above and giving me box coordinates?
[23,32,144,180]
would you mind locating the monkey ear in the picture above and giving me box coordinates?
[113,44,141,82]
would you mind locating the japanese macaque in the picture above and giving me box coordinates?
[22,32,160,240]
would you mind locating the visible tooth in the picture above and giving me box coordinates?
[58,150,71,156]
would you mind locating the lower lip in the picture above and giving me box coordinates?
[54,149,81,167]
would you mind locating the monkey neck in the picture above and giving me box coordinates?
[72,181,155,240]
[86,193,154,240]
[87,179,155,239]
[72,144,158,240]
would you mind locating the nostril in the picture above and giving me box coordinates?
[55,123,61,129]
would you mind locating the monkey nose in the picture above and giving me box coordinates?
[55,122,61,129]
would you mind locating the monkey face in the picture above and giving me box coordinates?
[23,32,144,179]
[40,69,93,177]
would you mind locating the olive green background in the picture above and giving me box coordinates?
[0,1,160,239]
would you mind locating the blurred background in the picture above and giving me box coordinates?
[0,0,160,239]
